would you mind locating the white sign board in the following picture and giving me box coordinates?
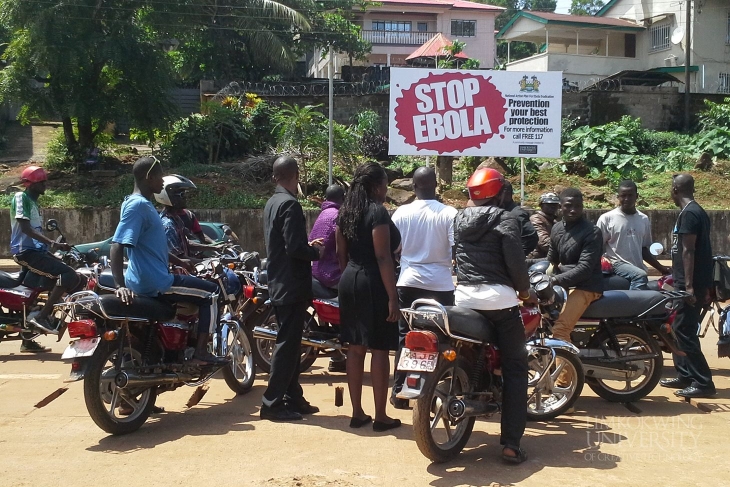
[389,68,562,158]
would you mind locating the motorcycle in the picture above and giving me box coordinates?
[242,265,323,373]
[59,258,256,435]
[396,272,584,463]
[528,260,690,403]
[0,219,102,345]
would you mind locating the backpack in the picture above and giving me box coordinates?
[712,258,730,301]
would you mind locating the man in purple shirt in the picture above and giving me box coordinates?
[308,184,346,372]
[309,184,345,296]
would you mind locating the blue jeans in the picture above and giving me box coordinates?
[161,274,219,334]
[612,260,648,290]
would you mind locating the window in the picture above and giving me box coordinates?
[720,73,730,94]
[372,21,411,31]
[417,22,428,32]
[451,20,476,37]
[649,22,671,52]
[726,11,730,44]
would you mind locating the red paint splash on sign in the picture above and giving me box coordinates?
[393,72,507,153]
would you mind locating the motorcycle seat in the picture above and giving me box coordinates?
[312,278,338,300]
[0,270,22,288]
[411,304,495,343]
[97,270,116,291]
[582,290,667,319]
[95,294,176,321]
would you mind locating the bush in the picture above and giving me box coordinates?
[354,109,389,160]
[699,97,730,131]
[45,129,75,170]
[388,155,425,178]
[160,97,276,166]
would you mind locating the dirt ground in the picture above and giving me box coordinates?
[1,326,730,487]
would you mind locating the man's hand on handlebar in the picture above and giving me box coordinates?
[52,241,72,252]
[519,288,539,305]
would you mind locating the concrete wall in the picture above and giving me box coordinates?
[2,208,730,259]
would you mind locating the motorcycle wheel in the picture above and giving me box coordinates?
[83,341,156,435]
[221,322,256,394]
[252,311,317,374]
[585,324,662,403]
[527,348,584,421]
[412,357,475,463]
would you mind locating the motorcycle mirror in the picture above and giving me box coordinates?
[649,242,664,256]
[222,225,232,235]
[45,219,59,232]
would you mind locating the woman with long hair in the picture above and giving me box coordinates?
[336,162,401,432]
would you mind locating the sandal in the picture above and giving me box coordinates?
[502,445,528,464]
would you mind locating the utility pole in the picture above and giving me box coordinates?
[328,45,334,185]
[684,0,692,132]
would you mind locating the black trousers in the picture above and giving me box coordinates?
[476,306,527,449]
[672,298,714,389]
[392,286,455,395]
[262,301,308,409]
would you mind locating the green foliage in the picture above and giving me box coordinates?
[569,0,605,15]
[44,129,74,170]
[388,155,426,178]
[354,110,388,160]
[160,99,276,166]
[561,115,694,185]
[0,0,177,153]
[692,128,730,160]
[698,97,730,131]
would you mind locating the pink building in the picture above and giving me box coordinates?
[307,0,503,77]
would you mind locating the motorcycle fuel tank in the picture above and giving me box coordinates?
[0,286,38,311]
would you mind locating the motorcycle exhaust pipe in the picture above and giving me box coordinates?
[448,398,500,419]
[114,371,196,389]
[253,326,343,350]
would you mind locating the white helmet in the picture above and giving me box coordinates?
[154,174,197,207]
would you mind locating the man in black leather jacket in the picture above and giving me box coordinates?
[454,167,537,464]
[547,188,603,342]
[261,156,323,421]
[502,181,538,256]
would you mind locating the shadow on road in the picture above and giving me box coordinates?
[0,352,64,363]
[85,385,265,453]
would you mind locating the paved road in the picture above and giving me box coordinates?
[1,327,729,487]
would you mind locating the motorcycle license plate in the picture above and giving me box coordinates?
[61,337,100,359]
[397,348,438,372]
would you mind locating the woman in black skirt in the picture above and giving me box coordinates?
[336,162,402,432]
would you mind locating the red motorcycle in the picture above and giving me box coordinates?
[59,258,256,435]
[0,219,100,345]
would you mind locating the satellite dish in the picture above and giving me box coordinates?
[671,27,684,45]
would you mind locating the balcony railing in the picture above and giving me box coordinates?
[361,30,439,46]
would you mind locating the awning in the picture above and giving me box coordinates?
[581,69,687,91]
[406,33,469,62]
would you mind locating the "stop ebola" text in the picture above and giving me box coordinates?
[411,78,492,143]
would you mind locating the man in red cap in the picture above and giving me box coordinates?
[453,167,537,464]
[10,166,78,351]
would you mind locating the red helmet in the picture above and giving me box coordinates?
[21,166,48,187]
[466,167,505,200]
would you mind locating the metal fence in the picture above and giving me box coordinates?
[211,80,390,99]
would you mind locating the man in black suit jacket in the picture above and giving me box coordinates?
[261,156,323,421]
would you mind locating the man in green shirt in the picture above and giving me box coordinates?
[10,166,77,352]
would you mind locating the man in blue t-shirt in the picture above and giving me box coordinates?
[110,157,226,365]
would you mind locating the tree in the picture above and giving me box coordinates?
[486,0,557,65]
[0,0,177,153]
[569,0,605,16]
[154,0,312,83]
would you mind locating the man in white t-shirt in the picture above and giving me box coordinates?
[390,166,458,409]
[596,180,671,290]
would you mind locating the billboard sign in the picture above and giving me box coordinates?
[389,68,562,158]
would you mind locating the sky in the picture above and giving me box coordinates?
[555,0,571,14]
